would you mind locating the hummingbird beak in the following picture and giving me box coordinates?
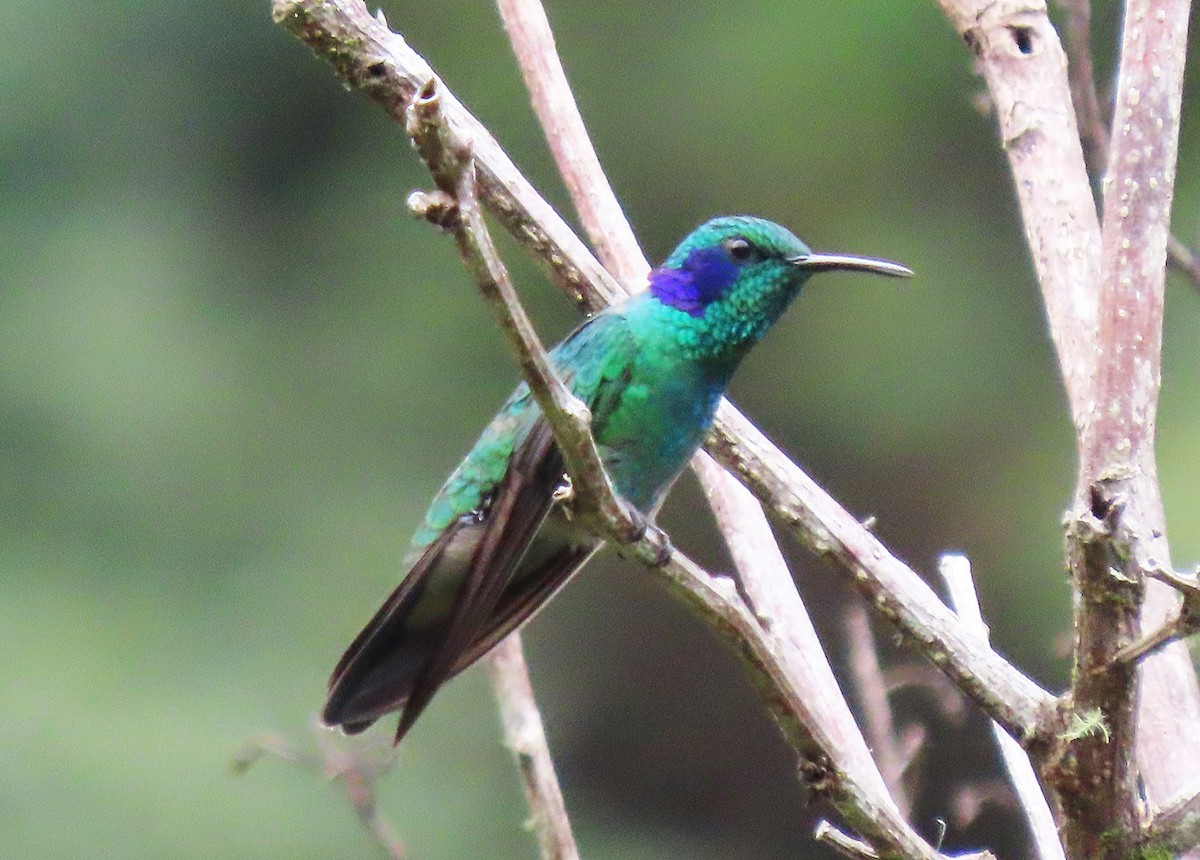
[788,252,913,279]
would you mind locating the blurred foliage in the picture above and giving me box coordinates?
[3,1,1200,858]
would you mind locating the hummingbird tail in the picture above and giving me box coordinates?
[322,420,596,743]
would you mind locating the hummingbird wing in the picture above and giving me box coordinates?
[387,418,575,741]
[322,417,569,738]
[323,308,636,741]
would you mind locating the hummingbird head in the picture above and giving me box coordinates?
[652,215,902,338]
[648,216,910,357]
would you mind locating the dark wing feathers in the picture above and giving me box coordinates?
[323,309,639,741]
[322,525,460,733]
[390,420,564,742]
[325,525,457,698]
[322,419,571,741]
[449,543,598,673]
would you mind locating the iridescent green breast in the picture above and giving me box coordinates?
[588,293,735,511]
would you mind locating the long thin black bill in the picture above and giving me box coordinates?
[789,252,913,278]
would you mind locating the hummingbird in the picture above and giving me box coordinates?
[322,216,911,742]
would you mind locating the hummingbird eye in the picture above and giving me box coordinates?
[724,236,758,263]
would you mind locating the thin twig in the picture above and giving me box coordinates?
[494,0,646,290]
[486,636,580,860]
[1112,557,1200,668]
[272,0,1055,752]
[939,555,1065,860]
[704,407,1052,744]
[885,664,969,726]
[816,821,882,860]
[815,819,1000,860]
[234,722,407,859]
[1057,0,1109,179]
[1111,608,1194,666]
[691,456,937,858]
[1057,0,1200,294]
[1168,233,1200,293]
[406,85,656,551]
[655,543,948,860]
[844,601,914,818]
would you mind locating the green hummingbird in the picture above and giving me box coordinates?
[322,216,911,741]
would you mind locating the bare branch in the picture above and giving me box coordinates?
[939,555,1064,860]
[1111,608,1194,666]
[653,537,960,858]
[1056,0,1200,294]
[234,722,407,859]
[705,408,1054,743]
[844,601,914,817]
[494,0,647,289]
[1058,490,1143,857]
[486,636,580,860]
[886,664,969,726]
[816,821,883,860]
[816,818,999,860]
[1112,556,1200,668]
[936,1,1200,853]
[405,84,656,550]
[1054,2,1193,854]
[1057,0,1109,178]
[1168,233,1200,293]
[1093,0,1187,468]
[691,457,945,858]
[936,0,1100,426]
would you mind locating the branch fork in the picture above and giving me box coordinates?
[939,0,1198,856]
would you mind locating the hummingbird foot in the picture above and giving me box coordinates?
[613,516,672,569]
[643,524,674,568]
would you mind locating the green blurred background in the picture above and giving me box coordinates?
[4,1,1200,858]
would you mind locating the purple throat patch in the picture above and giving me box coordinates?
[649,246,739,317]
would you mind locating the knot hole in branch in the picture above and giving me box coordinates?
[1007,25,1035,55]
[1087,479,1129,526]
[962,28,983,57]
